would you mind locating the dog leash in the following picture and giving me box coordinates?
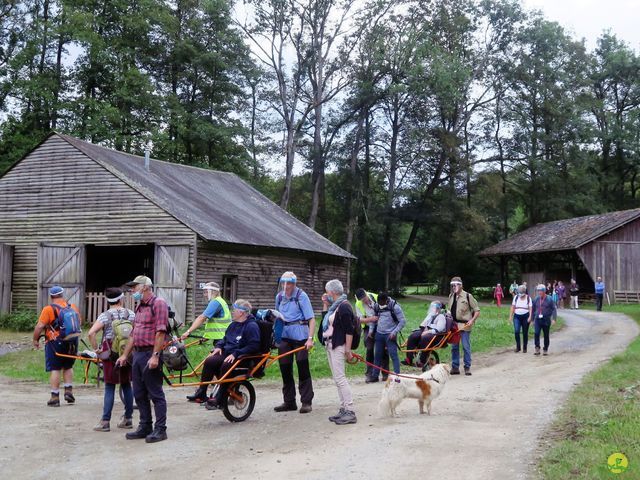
[348,353,440,382]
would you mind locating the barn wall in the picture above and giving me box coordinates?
[194,240,349,317]
[0,135,197,316]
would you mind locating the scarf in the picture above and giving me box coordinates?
[322,293,349,332]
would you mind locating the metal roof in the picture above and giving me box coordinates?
[57,134,353,259]
[479,208,640,257]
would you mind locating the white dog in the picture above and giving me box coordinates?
[377,363,451,417]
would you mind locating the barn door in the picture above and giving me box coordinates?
[154,245,189,326]
[38,244,86,317]
[0,243,13,314]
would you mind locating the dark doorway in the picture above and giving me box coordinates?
[86,244,154,293]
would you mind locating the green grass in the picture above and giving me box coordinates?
[0,298,551,384]
[539,304,640,479]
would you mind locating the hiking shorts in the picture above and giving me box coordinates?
[45,338,78,372]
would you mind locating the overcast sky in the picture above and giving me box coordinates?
[523,0,640,50]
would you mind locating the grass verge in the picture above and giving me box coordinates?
[539,304,640,479]
[0,298,556,384]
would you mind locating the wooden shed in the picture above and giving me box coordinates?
[479,209,640,303]
[0,133,353,322]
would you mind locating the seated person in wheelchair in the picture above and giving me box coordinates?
[403,301,446,367]
[186,299,261,406]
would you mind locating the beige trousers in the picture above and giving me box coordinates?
[326,341,354,410]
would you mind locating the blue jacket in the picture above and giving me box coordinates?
[215,317,261,357]
[532,295,557,322]
[595,282,605,294]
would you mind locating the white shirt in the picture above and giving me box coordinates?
[512,295,532,315]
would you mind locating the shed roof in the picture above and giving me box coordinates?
[479,208,640,257]
[55,134,353,258]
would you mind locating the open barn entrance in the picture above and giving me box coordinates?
[84,244,154,321]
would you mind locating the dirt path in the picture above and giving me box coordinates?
[0,310,637,480]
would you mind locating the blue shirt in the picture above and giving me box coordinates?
[215,318,261,357]
[275,287,315,342]
[595,282,605,294]
[202,299,224,319]
[532,295,557,322]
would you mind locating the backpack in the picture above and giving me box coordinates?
[275,288,304,318]
[373,299,400,324]
[50,303,82,341]
[318,301,360,349]
[444,311,460,345]
[109,309,133,362]
[162,340,188,371]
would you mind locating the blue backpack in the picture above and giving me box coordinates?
[51,303,82,341]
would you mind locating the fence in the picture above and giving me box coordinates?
[613,291,640,304]
[85,292,135,323]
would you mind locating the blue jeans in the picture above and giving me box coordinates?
[102,382,134,421]
[451,329,472,369]
[513,313,530,351]
[534,318,551,351]
[371,332,400,379]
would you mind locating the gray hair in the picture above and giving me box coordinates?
[325,279,344,295]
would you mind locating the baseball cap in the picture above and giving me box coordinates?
[49,285,64,296]
[126,275,153,287]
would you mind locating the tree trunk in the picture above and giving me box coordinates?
[344,112,365,254]
[382,101,400,290]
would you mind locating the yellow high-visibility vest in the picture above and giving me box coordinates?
[203,297,232,340]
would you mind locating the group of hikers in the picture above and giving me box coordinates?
[31,273,483,441]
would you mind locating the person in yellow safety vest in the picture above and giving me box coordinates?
[181,282,231,343]
[354,288,389,383]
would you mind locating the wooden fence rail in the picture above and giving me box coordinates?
[85,292,135,323]
[613,291,640,304]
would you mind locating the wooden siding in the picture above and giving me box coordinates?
[194,240,349,317]
[0,136,197,316]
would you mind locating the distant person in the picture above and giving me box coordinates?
[448,276,480,375]
[273,271,315,414]
[493,283,504,307]
[354,289,389,382]
[181,282,231,345]
[509,280,519,299]
[595,277,605,311]
[403,301,446,366]
[369,292,406,382]
[87,287,135,431]
[556,281,566,309]
[531,284,557,355]
[508,285,532,353]
[522,281,528,294]
[569,279,579,309]
[32,286,81,407]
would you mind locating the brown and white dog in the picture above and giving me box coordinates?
[377,363,451,417]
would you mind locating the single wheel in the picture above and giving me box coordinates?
[222,380,256,423]
[421,351,440,372]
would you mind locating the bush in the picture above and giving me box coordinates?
[0,307,37,331]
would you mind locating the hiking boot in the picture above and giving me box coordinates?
[464,368,472,376]
[64,387,75,404]
[47,393,60,407]
[93,420,110,432]
[523,348,527,353]
[329,408,346,422]
[534,347,541,356]
[450,367,460,375]
[514,348,521,353]
[205,398,220,411]
[186,387,207,403]
[273,403,297,412]
[145,428,167,443]
[334,410,357,425]
[126,426,152,440]
[401,358,413,367]
[365,376,379,383]
[299,404,312,414]
[542,350,549,356]
[381,374,389,381]
[117,416,133,429]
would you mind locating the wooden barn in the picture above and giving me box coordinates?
[479,209,640,303]
[0,133,353,322]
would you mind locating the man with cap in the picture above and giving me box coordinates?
[354,288,389,382]
[116,275,169,443]
[274,271,315,413]
[447,276,480,375]
[531,284,557,355]
[32,286,81,406]
[182,281,232,402]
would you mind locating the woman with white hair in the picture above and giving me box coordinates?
[508,285,532,353]
[321,279,357,425]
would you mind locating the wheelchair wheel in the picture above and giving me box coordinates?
[222,380,256,423]
[421,351,440,372]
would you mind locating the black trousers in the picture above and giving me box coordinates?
[534,318,551,351]
[596,293,604,311]
[200,352,253,401]
[364,326,388,377]
[278,339,313,405]
[405,328,437,364]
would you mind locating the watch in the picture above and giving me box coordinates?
[153,351,160,357]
